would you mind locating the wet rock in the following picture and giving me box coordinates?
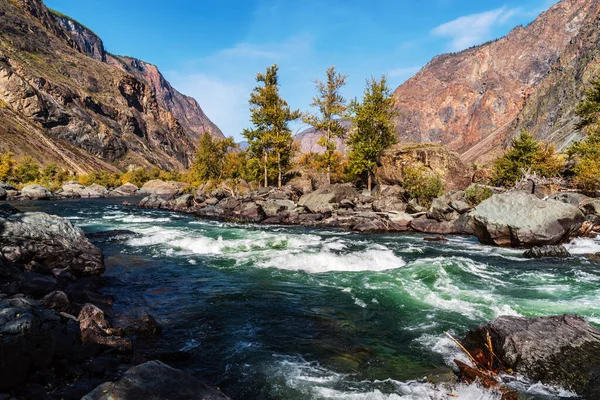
[372,185,407,212]
[218,197,241,211]
[523,245,570,259]
[139,180,188,198]
[298,183,359,214]
[18,272,57,297]
[82,360,230,400]
[108,183,139,197]
[470,192,585,247]
[20,184,53,200]
[462,315,600,397]
[137,313,161,338]
[78,303,132,353]
[231,202,265,223]
[427,191,468,222]
[40,290,70,312]
[138,194,169,209]
[410,218,458,234]
[0,212,104,276]
[263,199,296,218]
[171,194,194,210]
[196,205,226,219]
[86,230,138,243]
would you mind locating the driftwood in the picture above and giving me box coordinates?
[455,360,519,400]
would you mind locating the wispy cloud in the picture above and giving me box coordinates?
[432,7,519,51]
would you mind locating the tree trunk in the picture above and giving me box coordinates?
[367,171,372,192]
[326,126,331,185]
[263,151,268,188]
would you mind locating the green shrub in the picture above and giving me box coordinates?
[465,184,493,206]
[402,165,443,207]
[0,152,15,182]
[14,156,41,184]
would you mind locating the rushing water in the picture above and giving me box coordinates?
[10,198,600,399]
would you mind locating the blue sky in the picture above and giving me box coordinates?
[45,0,557,141]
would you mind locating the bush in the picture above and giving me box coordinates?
[0,152,15,182]
[402,165,443,207]
[13,156,40,184]
[465,184,493,206]
[492,131,563,187]
[567,129,600,192]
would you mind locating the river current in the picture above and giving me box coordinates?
[11,198,600,399]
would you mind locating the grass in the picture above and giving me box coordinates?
[48,8,100,38]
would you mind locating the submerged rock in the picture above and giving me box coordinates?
[83,360,230,400]
[523,245,571,258]
[462,315,600,398]
[0,212,104,276]
[470,191,585,247]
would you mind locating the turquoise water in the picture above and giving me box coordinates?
[11,198,600,399]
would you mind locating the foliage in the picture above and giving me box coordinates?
[302,66,348,184]
[190,134,236,185]
[465,184,493,206]
[296,151,348,183]
[0,152,15,182]
[402,165,443,207]
[347,76,398,190]
[243,64,301,188]
[13,156,41,184]
[491,131,563,187]
[78,171,122,188]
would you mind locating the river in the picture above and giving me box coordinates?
[11,198,600,399]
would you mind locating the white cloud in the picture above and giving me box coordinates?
[432,7,519,51]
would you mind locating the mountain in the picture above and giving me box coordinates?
[393,0,600,165]
[0,0,223,173]
[294,120,352,154]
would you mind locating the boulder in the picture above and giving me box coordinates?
[138,194,169,209]
[87,184,109,197]
[20,184,52,200]
[0,212,104,276]
[580,199,600,217]
[82,360,230,400]
[0,182,17,191]
[0,187,6,200]
[262,199,296,218]
[523,245,571,259]
[139,180,188,199]
[40,290,70,312]
[171,194,194,211]
[461,315,600,398]
[470,192,585,247]
[409,218,458,234]
[376,143,471,191]
[231,202,265,223]
[427,191,470,222]
[0,297,81,390]
[549,192,590,207]
[298,183,359,214]
[17,272,57,297]
[61,182,103,198]
[372,185,407,212]
[78,303,131,353]
[137,313,161,338]
[108,183,139,197]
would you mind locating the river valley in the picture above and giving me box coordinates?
[10,198,600,400]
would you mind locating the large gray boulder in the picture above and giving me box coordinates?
[0,212,104,276]
[139,180,188,199]
[470,191,585,247]
[298,183,359,214]
[462,315,600,398]
[108,183,139,197]
[61,182,104,198]
[20,184,52,200]
[549,192,590,207]
[83,360,230,400]
[88,183,109,197]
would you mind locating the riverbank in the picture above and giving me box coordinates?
[3,198,600,399]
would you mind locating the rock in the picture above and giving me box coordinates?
[61,182,103,198]
[376,143,471,191]
[0,182,17,191]
[20,184,52,200]
[205,197,219,206]
[0,187,6,200]
[78,303,131,353]
[409,218,458,234]
[428,198,458,222]
[470,192,585,247]
[407,199,427,214]
[580,199,600,217]
[218,197,241,211]
[523,245,571,259]
[0,204,20,217]
[25,260,53,275]
[549,192,590,207]
[450,200,472,214]
[87,184,109,197]
[196,205,226,219]
[298,183,359,214]
[262,199,296,218]
[461,315,600,397]
[231,202,265,223]
[0,212,104,276]
[82,360,230,400]
[139,180,188,198]
[18,272,57,297]
[372,185,407,212]
[137,313,161,338]
[138,194,169,209]
[108,183,139,197]
[40,290,70,312]
[171,194,194,210]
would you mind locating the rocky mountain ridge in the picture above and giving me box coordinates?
[0,0,223,172]
[393,0,600,164]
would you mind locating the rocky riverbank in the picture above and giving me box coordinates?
[0,204,229,399]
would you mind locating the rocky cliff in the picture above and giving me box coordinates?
[0,0,223,172]
[393,0,600,165]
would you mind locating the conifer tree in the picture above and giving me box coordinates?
[243,64,300,188]
[347,76,398,191]
[303,66,348,185]
[191,133,236,183]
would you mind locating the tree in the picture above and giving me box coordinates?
[303,66,348,185]
[191,133,236,184]
[243,64,301,188]
[0,152,15,182]
[347,76,398,191]
[492,130,563,186]
[14,156,40,183]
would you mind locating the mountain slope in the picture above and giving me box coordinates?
[393,0,600,165]
[0,0,222,173]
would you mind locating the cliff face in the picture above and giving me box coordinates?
[393,0,600,165]
[0,0,222,172]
